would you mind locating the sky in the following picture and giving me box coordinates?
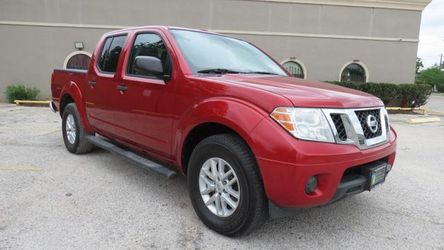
[418,0,444,68]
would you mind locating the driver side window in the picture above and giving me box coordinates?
[127,33,172,77]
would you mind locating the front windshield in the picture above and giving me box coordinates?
[170,29,288,76]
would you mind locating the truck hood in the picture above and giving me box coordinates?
[213,74,383,108]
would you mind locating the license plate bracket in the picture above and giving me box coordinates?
[362,162,387,190]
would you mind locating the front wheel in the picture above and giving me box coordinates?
[188,134,268,237]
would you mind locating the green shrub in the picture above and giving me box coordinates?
[5,84,40,103]
[327,81,432,108]
[399,84,432,108]
[360,83,401,106]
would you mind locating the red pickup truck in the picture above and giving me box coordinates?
[51,26,397,236]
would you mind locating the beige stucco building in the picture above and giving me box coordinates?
[0,0,431,101]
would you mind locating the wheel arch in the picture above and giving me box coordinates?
[176,98,268,175]
[181,122,248,175]
[59,93,74,117]
[59,81,94,133]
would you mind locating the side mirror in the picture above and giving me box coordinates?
[134,56,165,77]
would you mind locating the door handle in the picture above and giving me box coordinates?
[88,80,96,88]
[116,84,128,92]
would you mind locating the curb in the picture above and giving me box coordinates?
[425,109,444,117]
[387,106,444,118]
[406,117,441,124]
[386,107,426,114]
[14,100,50,107]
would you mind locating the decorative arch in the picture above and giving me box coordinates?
[281,58,307,79]
[339,61,369,83]
[63,51,92,70]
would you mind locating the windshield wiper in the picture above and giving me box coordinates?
[197,68,241,74]
[197,68,280,75]
[242,71,279,75]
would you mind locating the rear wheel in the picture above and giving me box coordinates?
[188,134,268,237]
[62,103,94,154]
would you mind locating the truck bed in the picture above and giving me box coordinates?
[51,68,88,102]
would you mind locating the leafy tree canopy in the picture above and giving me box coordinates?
[416,57,424,74]
[416,65,444,86]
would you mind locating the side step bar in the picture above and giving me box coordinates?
[86,135,177,179]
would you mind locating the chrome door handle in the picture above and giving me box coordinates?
[116,84,128,92]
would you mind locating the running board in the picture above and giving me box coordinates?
[86,135,177,179]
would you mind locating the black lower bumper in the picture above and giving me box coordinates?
[329,174,367,203]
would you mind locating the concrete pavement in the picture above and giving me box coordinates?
[0,105,443,249]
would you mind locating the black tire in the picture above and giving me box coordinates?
[62,103,94,154]
[187,134,268,237]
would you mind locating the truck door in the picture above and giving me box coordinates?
[84,35,128,135]
[111,32,176,158]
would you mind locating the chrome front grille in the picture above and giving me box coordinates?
[355,109,382,139]
[323,107,389,149]
[330,114,347,141]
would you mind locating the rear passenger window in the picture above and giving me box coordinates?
[97,35,127,73]
[127,33,172,77]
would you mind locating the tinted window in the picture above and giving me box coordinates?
[127,33,172,77]
[97,35,127,73]
[97,37,112,71]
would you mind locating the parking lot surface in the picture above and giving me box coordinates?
[427,93,444,113]
[1,104,443,249]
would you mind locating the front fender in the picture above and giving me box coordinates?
[174,97,269,170]
[60,81,94,133]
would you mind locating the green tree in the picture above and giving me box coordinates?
[416,66,444,86]
[416,57,424,74]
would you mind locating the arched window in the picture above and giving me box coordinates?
[63,51,92,70]
[340,63,367,83]
[282,60,305,79]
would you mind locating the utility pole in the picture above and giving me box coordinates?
[441,53,443,69]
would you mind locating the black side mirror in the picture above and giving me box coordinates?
[134,56,166,78]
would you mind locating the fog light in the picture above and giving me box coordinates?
[305,176,318,194]
[386,164,392,173]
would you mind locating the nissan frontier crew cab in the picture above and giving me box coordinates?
[50,26,397,237]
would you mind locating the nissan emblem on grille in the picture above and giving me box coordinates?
[366,114,378,133]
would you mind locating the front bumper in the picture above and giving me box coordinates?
[268,161,392,218]
[249,117,397,208]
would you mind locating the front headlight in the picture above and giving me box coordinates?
[270,107,335,143]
